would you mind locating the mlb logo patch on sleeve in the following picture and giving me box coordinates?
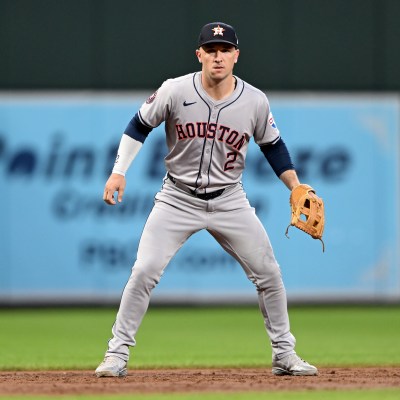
[146,91,158,104]
[268,113,277,129]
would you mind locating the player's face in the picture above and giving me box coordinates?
[196,43,239,82]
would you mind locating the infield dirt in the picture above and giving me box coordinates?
[0,367,399,395]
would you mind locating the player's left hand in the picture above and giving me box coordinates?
[285,184,325,251]
[103,173,126,205]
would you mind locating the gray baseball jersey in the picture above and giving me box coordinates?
[138,72,280,191]
[101,72,296,369]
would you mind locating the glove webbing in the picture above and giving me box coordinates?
[285,224,325,252]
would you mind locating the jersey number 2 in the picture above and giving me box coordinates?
[224,151,238,171]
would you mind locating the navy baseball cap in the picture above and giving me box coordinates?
[198,22,239,48]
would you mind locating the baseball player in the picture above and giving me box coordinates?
[95,22,318,377]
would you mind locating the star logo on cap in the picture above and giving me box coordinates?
[212,25,225,36]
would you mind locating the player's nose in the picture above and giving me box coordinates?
[215,51,223,61]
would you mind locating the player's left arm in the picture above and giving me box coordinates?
[279,169,300,191]
[259,137,300,190]
[255,94,301,190]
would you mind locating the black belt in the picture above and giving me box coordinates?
[167,173,225,200]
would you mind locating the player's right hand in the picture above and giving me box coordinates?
[103,173,126,205]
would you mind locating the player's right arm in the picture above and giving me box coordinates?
[103,133,143,205]
[103,110,153,205]
[103,81,171,205]
[103,173,127,205]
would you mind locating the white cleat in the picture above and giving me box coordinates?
[272,353,318,376]
[95,356,128,377]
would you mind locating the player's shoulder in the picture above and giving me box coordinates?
[240,78,270,103]
[160,73,196,90]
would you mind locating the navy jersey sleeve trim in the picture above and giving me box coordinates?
[137,110,154,129]
[124,113,153,143]
[262,136,281,146]
[259,137,294,177]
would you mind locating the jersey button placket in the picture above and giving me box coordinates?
[201,109,217,185]
[211,105,218,119]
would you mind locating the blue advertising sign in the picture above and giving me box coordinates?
[0,93,398,303]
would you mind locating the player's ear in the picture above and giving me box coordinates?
[234,49,240,63]
[196,49,202,63]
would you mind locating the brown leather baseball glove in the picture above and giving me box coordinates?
[285,184,325,251]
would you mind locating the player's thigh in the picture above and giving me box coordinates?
[212,206,273,256]
[136,199,201,266]
[209,196,279,278]
[211,187,271,252]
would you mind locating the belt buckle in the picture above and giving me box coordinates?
[168,173,225,200]
[195,189,224,200]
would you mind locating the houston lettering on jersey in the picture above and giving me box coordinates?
[175,122,249,150]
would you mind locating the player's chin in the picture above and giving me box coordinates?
[212,67,225,74]
[211,68,229,79]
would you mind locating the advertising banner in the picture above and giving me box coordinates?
[0,92,398,304]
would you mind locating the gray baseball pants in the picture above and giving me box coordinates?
[105,178,296,361]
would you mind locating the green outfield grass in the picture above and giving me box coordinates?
[0,306,399,400]
[0,305,399,370]
[3,389,400,400]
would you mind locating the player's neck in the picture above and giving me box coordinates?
[201,74,236,101]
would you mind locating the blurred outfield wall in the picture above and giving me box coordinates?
[1,0,400,91]
[0,92,399,305]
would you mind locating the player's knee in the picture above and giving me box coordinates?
[129,262,163,292]
[253,258,283,291]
